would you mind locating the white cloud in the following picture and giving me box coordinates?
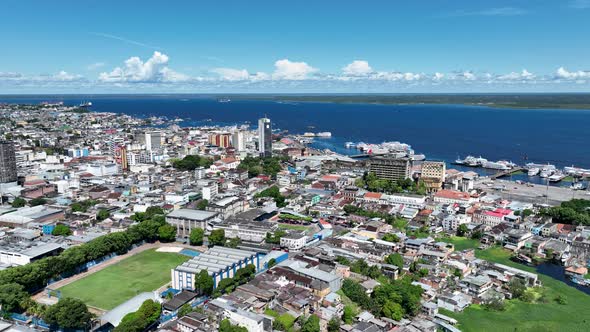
[211,68,250,81]
[498,69,535,80]
[342,60,373,76]
[0,72,23,78]
[53,70,83,81]
[272,59,318,80]
[99,51,187,83]
[447,71,477,81]
[556,67,590,79]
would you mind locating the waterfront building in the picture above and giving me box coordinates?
[258,117,272,157]
[367,155,411,182]
[0,141,17,184]
[421,161,446,193]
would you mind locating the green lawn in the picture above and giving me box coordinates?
[436,236,480,251]
[442,247,590,332]
[59,249,189,310]
[278,223,310,231]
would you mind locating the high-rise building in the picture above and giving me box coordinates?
[421,161,446,193]
[208,133,232,148]
[367,155,411,182]
[114,145,129,171]
[0,141,17,184]
[145,131,162,151]
[258,117,272,157]
[232,131,245,151]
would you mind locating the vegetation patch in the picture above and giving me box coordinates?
[59,249,189,310]
[443,246,590,331]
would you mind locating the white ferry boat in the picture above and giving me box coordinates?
[528,167,540,176]
[482,160,512,170]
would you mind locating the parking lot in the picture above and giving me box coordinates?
[475,178,589,205]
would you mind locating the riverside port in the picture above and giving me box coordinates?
[490,167,524,180]
[475,177,588,205]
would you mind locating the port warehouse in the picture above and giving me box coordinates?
[172,246,282,290]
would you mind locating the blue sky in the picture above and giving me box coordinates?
[1,0,590,93]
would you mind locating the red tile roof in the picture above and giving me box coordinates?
[364,192,382,200]
[435,190,470,200]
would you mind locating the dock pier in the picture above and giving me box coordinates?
[491,167,524,180]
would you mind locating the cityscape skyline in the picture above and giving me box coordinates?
[1,0,590,93]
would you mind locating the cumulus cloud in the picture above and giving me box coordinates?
[498,69,535,80]
[272,59,317,80]
[556,67,590,80]
[447,71,477,81]
[53,71,83,81]
[342,60,373,76]
[370,71,423,81]
[211,68,250,81]
[99,51,187,83]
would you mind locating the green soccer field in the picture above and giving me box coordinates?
[58,249,189,310]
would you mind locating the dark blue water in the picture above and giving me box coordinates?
[536,263,590,295]
[2,95,590,170]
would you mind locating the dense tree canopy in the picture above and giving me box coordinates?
[195,270,214,296]
[343,205,408,227]
[0,283,29,313]
[52,224,72,236]
[301,315,321,332]
[96,209,111,221]
[196,199,208,210]
[237,156,285,178]
[219,318,248,332]
[158,224,177,242]
[114,299,161,332]
[173,155,213,171]
[541,199,590,225]
[385,253,405,270]
[189,227,205,246]
[209,229,226,246]
[70,199,98,213]
[43,297,92,330]
[212,265,255,298]
[255,186,287,207]
[29,197,47,206]
[356,172,426,195]
[342,277,423,320]
[11,197,26,208]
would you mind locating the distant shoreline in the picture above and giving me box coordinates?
[2,92,590,111]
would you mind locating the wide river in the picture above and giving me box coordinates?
[2,95,590,171]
